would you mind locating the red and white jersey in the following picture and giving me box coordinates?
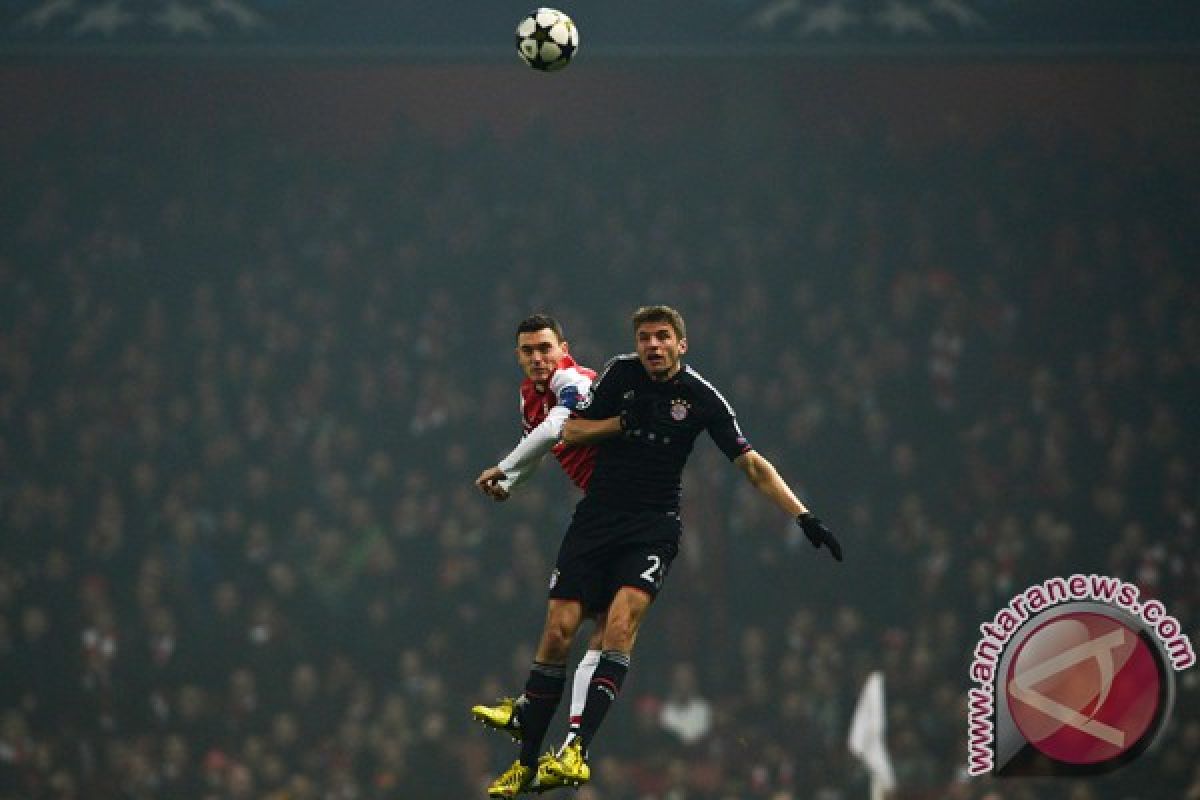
[497,354,598,493]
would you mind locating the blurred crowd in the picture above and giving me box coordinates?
[0,84,1197,800]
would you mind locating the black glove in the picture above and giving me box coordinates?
[797,512,843,562]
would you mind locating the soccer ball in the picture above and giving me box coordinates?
[515,8,578,72]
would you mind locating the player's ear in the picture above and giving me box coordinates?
[678,338,688,355]
[560,340,570,355]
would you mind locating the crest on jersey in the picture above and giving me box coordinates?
[670,399,691,422]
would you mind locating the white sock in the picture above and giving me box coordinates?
[563,649,601,751]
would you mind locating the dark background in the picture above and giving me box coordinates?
[1,3,1197,798]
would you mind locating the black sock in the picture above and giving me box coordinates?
[518,662,566,766]
[578,650,631,752]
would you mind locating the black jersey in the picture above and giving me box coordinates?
[577,354,752,512]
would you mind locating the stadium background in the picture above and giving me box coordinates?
[1,2,1198,798]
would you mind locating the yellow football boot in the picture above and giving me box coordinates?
[472,696,522,741]
[543,739,590,787]
[530,752,570,794]
[487,760,535,798]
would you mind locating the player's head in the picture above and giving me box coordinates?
[632,305,687,381]
[515,313,569,387]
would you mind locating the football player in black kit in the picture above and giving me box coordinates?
[484,305,841,797]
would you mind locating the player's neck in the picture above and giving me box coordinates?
[648,363,683,382]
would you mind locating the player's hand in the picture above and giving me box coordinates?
[475,466,510,502]
[797,512,842,562]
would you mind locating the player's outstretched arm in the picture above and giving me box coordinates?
[480,366,595,502]
[495,406,570,476]
[734,450,843,562]
[735,450,807,515]
[477,444,550,502]
[476,464,526,502]
[562,388,656,445]
[562,415,623,446]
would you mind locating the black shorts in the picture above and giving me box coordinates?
[548,496,682,615]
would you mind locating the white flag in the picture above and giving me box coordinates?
[847,670,896,799]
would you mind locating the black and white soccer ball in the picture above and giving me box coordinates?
[515,8,578,72]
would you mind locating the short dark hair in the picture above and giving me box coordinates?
[631,305,686,340]
[516,313,564,342]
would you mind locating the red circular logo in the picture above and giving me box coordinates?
[1006,612,1161,765]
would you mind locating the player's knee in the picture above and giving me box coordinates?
[540,628,572,660]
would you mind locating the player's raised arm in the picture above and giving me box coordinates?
[733,450,843,562]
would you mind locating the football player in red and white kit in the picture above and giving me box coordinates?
[475,313,596,502]
[473,314,607,796]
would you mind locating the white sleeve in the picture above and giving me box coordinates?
[496,452,545,494]
[497,405,570,477]
[548,366,593,413]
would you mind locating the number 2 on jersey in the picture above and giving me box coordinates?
[640,554,662,586]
